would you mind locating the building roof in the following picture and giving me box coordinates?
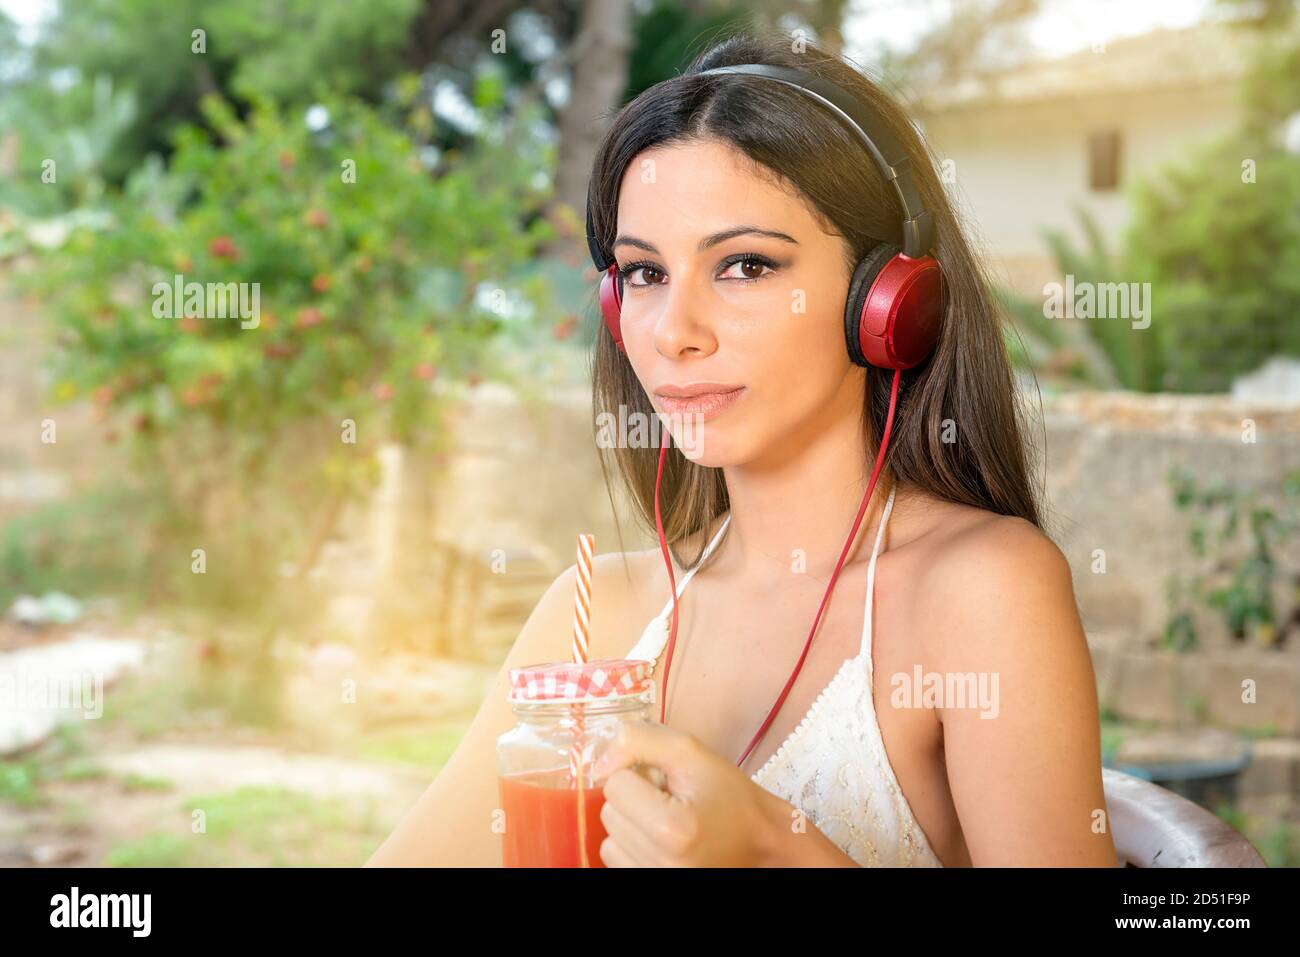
[917,20,1264,114]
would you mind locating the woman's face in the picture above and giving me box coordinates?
[613,136,862,468]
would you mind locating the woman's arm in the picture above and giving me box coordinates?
[364,561,589,867]
[759,791,862,867]
[920,517,1119,867]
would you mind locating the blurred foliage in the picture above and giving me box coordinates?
[1163,467,1300,651]
[621,0,857,103]
[1003,8,1300,393]
[1039,208,1156,390]
[0,724,89,808]
[25,0,426,182]
[1123,135,1300,392]
[884,0,1042,90]
[18,81,558,630]
[994,225,1123,391]
[0,73,139,219]
[1218,0,1300,129]
[1006,148,1300,393]
[108,786,386,867]
[353,721,469,771]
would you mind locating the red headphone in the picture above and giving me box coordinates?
[585,63,946,772]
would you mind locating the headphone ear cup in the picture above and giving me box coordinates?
[598,263,625,352]
[861,254,944,370]
[845,245,944,370]
[843,244,900,367]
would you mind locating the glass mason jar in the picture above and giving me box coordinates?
[496,658,655,868]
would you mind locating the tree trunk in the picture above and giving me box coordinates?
[546,0,632,263]
[364,443,438,655]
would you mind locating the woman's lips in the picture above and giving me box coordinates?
[654,386,746,419]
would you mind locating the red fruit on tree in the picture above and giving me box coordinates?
[304,209,328,229]
[209,235,239,260]
[295,307,323,329]
[311,273,332,293]
[372,382,394,401]
[412,362,437,381]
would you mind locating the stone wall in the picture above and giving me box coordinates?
[1041,392,1299,645]
[424,384,1300,739]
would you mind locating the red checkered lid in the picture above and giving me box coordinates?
[508,658,655,704]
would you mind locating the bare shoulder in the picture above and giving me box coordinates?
[903,499,1079,662]
[545,544,673,660]
[924,507,1069,589]
[580,519,727,659]
[588,514,728,601]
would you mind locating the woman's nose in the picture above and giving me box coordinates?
[652,275,716,358]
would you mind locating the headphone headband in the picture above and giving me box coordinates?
[585,62,936,269]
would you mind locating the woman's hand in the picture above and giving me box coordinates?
[589,721,787,867]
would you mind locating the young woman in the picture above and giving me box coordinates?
[368,31,1119,868]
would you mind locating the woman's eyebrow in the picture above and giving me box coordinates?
[612,226,800,254]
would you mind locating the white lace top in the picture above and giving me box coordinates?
[623,486,943,867]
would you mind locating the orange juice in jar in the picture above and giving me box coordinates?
[497,658,655,867]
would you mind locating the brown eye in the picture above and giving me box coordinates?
[620,263,665,287]
[719,255,778,282]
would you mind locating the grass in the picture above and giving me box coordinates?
[107,833,190,868]
[1218,803,1300,867]
[1254,822,1300,868]
[99,668,192,739]
[59,759,107,781]
[1237,724,1280,741]
[0,723,92,807]
[1100,719,1124,765]
[353,722,469,773]
[0,759,41,806]
[107,785,388,867]
[120,772,174,792]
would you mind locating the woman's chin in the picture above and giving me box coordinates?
[670,422,742,468]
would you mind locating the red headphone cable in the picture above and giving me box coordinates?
[653,367,903,768]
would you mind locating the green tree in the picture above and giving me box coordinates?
[30,0,428,181]
[25,81,559,627]
[1125,134,1300,392]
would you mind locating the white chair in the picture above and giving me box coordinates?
[1103,768,1267,867]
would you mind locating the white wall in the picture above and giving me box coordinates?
[918,82,1241,295]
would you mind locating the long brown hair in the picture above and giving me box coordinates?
[588,29,1043,571]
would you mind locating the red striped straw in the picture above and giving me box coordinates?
[570,533,594,867]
